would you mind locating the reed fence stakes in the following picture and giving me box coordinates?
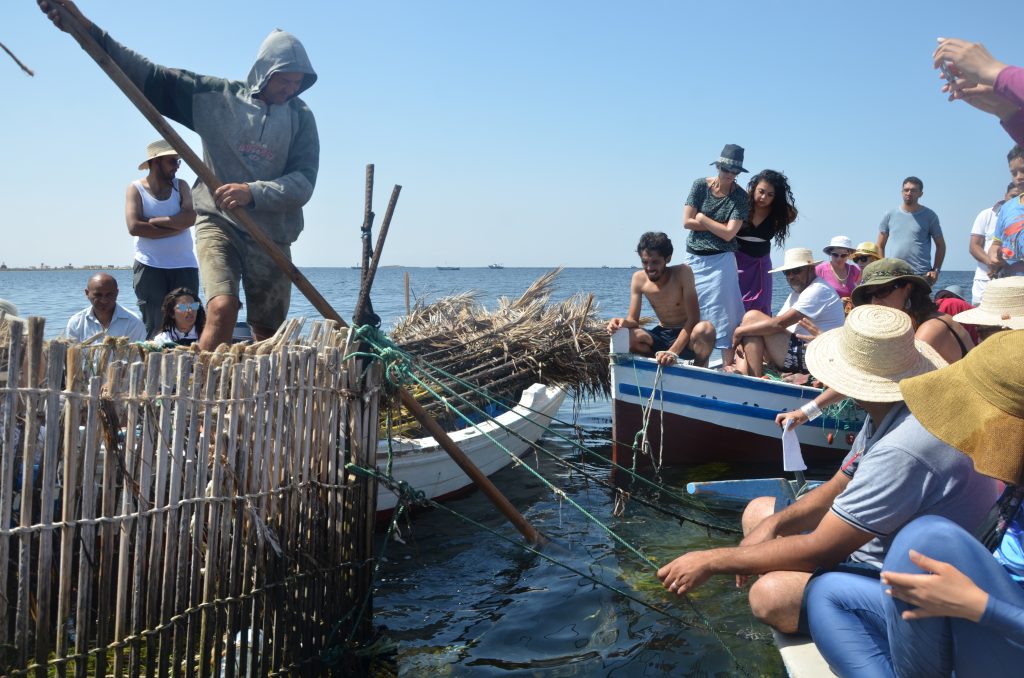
[404,271,411,316]
[0,319,25,651]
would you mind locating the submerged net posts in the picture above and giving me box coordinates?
[0,318,381,676]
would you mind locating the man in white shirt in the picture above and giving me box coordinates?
[970,183,1019,304]
[732,248,846,377]
[65,273,148,343]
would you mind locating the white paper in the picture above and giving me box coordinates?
[782,420,808,472]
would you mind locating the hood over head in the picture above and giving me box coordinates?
[247,29,317,99]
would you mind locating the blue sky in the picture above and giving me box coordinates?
[2,1,1020,269]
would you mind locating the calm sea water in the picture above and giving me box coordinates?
[0,266,975,676]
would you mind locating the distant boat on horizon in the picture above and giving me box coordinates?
[437,265,460,271]
[488,263,504,269]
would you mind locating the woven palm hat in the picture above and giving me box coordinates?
[804,305,947,402]
[952,277,1024,329]
[768,247,821,273]
[853,242,882,262]
[850,258,931,306]
[138,140,178,170]
[900,330,1024,485]
[823,235,855,255]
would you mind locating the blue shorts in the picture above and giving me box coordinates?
[648,325,697,359]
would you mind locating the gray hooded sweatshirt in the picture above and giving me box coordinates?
[91,27,319,244]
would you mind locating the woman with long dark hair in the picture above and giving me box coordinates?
[735,169,797,314]
[152,287,206,346]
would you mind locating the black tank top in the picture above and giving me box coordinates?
[735,216,777,257]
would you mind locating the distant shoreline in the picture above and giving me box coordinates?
[0,266,132,272]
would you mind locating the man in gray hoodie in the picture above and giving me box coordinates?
[39,0,319,349]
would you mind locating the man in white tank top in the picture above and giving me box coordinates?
[126,140,199,337]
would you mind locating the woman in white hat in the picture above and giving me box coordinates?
[951,276,1024,343]
[681,143,751,364]
[806,330,1024,677]
[816,235,862,300]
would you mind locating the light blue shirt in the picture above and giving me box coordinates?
[879,205,942,275]
[64,303,147,342]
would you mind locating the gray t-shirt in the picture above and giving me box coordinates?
[684,178,749,255]
[878,205,942,275]
[831,403,999,568]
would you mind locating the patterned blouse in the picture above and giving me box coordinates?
[685,177,750,255]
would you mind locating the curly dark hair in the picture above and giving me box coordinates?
[746,169,798,247]
[1008,144,1023,164]
[160,287,206,337]
[636,231,673,258]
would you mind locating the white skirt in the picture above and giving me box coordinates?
[681,250,745,351]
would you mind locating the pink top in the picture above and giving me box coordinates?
[815,261,861,298]
[995,65,1024,145]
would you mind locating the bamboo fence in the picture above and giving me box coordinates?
[0,317,381,676]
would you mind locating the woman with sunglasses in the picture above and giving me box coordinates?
[851,258,974,364]
[734,170,798,314]
[776,257,975,430]
[152,287,206,346]
[851,242,882,268]
[682,144,750,364]
[816,236,862,300]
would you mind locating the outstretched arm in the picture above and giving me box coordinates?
[607,273,644,333]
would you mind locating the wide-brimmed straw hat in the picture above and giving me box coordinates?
[952,277,1024,329]
[823,236,855,255]
[138,140,178,170]
[851,258,931,306]
[805,304,946,402]
[901,330,1024,485]
[768,247,821,273]
[853,242,882,262]
[709,144,748,174]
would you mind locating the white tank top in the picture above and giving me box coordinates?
[132,179,199,269]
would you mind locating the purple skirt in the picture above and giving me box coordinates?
[735,251,773,315]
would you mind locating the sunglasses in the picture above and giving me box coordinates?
[175,302,200,312]
[852,255,872,264]
[829,251,850,259]
[783,267,807,278]
[866,282,905,300]
[719,168,739,176]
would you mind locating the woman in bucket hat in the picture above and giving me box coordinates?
[681,144,750,364]
[734,169,798,315]
[806,330,1024,677]
[816,235,862,300]
[852,258,975,364]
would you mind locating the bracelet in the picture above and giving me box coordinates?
[799,400,823,421]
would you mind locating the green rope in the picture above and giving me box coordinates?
[356,327,728,523]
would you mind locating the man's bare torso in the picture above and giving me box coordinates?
[637,265,693,328]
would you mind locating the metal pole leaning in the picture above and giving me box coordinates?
[46,2,546,546]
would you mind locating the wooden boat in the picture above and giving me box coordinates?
[375,383,567,518]
[609,330,863,467]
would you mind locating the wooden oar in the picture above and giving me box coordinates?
[44,1,545,546]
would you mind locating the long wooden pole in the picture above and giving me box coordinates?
[47,3,545,546]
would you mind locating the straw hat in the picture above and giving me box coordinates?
[823,235,855,255]
[804,304,946,402]
[768,247,821,273]
[952,277,1024,329]
[901,330,1024,485]
[138,140,178,170]
[853,242,881,262]
[850,258,931,306]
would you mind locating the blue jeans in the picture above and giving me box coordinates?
[807,515,1024,677]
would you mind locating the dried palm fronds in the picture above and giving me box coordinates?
[387,269,610,434]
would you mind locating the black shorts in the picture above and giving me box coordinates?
[648,325,697,359]
[781,334,808,373]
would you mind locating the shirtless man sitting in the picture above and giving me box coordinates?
[607,232,716,367]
